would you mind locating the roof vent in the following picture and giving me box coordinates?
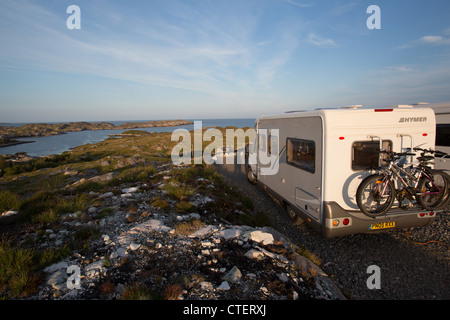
[341,105,363,109]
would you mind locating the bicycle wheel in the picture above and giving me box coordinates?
[416,170,450,210]
[356,174,396,217]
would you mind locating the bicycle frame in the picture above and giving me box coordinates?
[380,158,442,197]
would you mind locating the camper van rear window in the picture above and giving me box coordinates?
[286,138,315,173]
[352,141,392,170]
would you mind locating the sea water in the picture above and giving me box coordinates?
[0,118,255,157]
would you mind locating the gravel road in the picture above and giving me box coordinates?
[215,163,450,300]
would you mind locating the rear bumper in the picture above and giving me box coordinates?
[321,201,438,238]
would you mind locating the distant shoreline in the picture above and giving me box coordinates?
[0,140,35,148]
[0,119,192,148]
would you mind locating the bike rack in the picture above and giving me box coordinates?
[368,135,383,167]
[397,133,414,163]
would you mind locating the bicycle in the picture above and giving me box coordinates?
[356,149,450,217]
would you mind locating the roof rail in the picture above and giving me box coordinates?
[341,105,363,109]
[285,110,306,113]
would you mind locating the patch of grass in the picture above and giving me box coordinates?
[114,166,157,184]
[0,240,39,298]
[295,246,322,267]
[174,219,205,236]
[120,283,159,300]
[0,152,88,177]
[31,209,59,224]
[164,183,196,201]
[74,226,101,241]
[163,283,183,300]
[70,226,101,255]
[57,193,92,215]
[97,207,114,219]
[176,164,222,184]
[37,245,72,269]
[151,197,169,210]
[17,191,92,225]
[175,201,196,213]
[18,191,55,223]
[0,190,21,212]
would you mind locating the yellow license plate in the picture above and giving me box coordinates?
[369,222,396,230]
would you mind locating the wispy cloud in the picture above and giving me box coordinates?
[307,33,337,48]
[0,0,304,100]
[281,0,313,8]
[398,31,450,49]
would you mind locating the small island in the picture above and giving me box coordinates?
[0,120,193,148]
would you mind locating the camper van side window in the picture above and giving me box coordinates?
[436,124,450,147]
[352,141,392,170]
[286,138,315,173]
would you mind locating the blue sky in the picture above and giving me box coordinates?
[1,0,450,122]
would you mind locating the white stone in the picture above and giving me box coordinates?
[47,270,67,290]
[129,242,141,251]
[99,192,114,198]
[201,241,213,247]
[121,193,133,198]
[43,261,69,273]
[1,210,18,217]
[121,186,139,194]
[131,219,171,233]
[85,260,104,278]
[200,281,214,291]
[189,213,201,219]
[188,225,214,238]
[219,228,242,240]
[244,230,274,245]
[245,249,265,260]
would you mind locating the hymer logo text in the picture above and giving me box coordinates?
[399,117,428,123]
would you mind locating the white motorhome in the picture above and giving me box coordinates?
[247,105,440,238]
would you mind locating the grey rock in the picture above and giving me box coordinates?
[222,266,242,284]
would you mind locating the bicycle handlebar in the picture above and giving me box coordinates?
[413,147,448,156]
[380,150,416,157]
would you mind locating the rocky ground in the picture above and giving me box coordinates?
[0,136,344,300]
[29,175,343,300]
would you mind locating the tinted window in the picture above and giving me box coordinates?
[352,141,392,170]
[287,138,315,173]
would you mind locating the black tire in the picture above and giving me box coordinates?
[286,204,304,225]
[246,165,257,185]
[416,170,450,210]
[356,174,396,217]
